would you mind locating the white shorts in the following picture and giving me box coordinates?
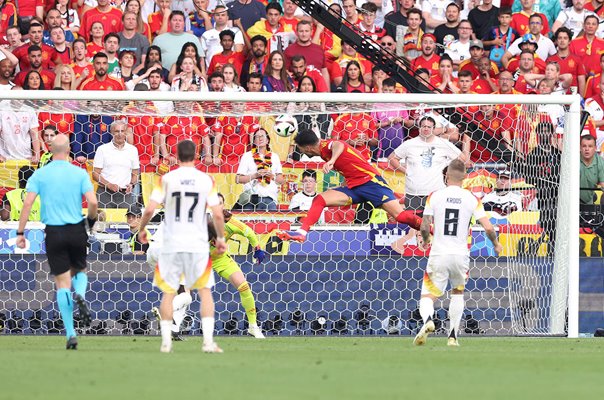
[421,254,470,297]
[154,252,214,293]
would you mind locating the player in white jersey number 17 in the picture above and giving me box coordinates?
[139,140,227,354]
[415,160,503,347]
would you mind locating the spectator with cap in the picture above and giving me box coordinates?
[201,5,245,69]
[125,204,150,254]
[503,33,548,72]
[502,13,556,67]
[459,39,500,79]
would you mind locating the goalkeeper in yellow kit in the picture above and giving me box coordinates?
[209,193,267,339]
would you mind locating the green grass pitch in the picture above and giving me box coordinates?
[1,336,602,400]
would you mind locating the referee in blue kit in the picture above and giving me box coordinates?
[17,135,99,350]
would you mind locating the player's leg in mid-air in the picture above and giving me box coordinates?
[277,188,349,242]
[214,255,264,338]
[278,178,422,243]
[151,285,192,341]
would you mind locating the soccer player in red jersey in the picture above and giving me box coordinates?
[276,130,423,243]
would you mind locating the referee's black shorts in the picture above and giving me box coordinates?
[45,221,88,276]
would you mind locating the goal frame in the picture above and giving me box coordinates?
[0,91,581,338]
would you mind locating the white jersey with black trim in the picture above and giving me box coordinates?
[424,185,487,256]
[149,166,219,253]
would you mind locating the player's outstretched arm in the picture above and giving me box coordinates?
[420,215,433,245]
[210,204,226,255]
[478,216,503,255]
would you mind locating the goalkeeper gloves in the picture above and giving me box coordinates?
[253,246,267,264]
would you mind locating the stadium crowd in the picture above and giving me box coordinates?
[0,0,601,213]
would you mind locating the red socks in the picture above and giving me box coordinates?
[300,195,326,232]
[396,210,422,230]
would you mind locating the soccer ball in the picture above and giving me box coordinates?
[273,114,298,137]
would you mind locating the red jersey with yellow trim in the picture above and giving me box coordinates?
[119,103,162,163]
[80,7,123,41]
[79,74,125,90]
[318,139,381,188]
[585,72,601,99]
[331,113,377,161]
[410,53,440,77]
[86,41,104,58]
[570,36,604,76]
[148,11,170,37]
[469,110,513,162]
[12,43,60,71]
[547,53,585,88]
[458,59,499,79]
[159,114,209,157]
[38,111,75,136]
[71,62,94,80]
[510,11,549,36]
[207,51,246,76]
[210,115,258,160]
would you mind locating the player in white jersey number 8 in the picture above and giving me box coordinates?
[415,160,503,347]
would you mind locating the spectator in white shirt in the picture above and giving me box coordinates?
[92,120,140,208]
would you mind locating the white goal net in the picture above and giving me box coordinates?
[0,91,580,338]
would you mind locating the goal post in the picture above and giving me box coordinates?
[0,91,581,338]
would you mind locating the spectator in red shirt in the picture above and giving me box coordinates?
[12,21,62,71]
[80,0,123,40]
[158,101,210,165]
[49,26,72,65]
[331,100,378,161]
[570,15,604,77]
[79,52,125,90]
[410,34,441,77]
[147,0,172,39]
[0,0,18,46]
[513,50,538,93]
[430,55,458,93]
[14,45,56,88]
[585,53,604,98]
[71,38,94,80]
[207,30,246,76]
[462,104,513,163]
[86,21,106,58]
[548,26,586,95]
[473,57,499,93]
[289,55,329,93]
[511,0,549,36]
[22,70,45,90]
[284,20,327,77]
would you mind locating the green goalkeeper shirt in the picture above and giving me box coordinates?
[210,217,260,261]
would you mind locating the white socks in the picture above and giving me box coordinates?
[160,320,172,346]
[419,297,435,323]
[172,292,192,333]
[449,294,465,339]
[201,317,215,346]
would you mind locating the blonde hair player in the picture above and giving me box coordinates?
[415,159,503,347]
